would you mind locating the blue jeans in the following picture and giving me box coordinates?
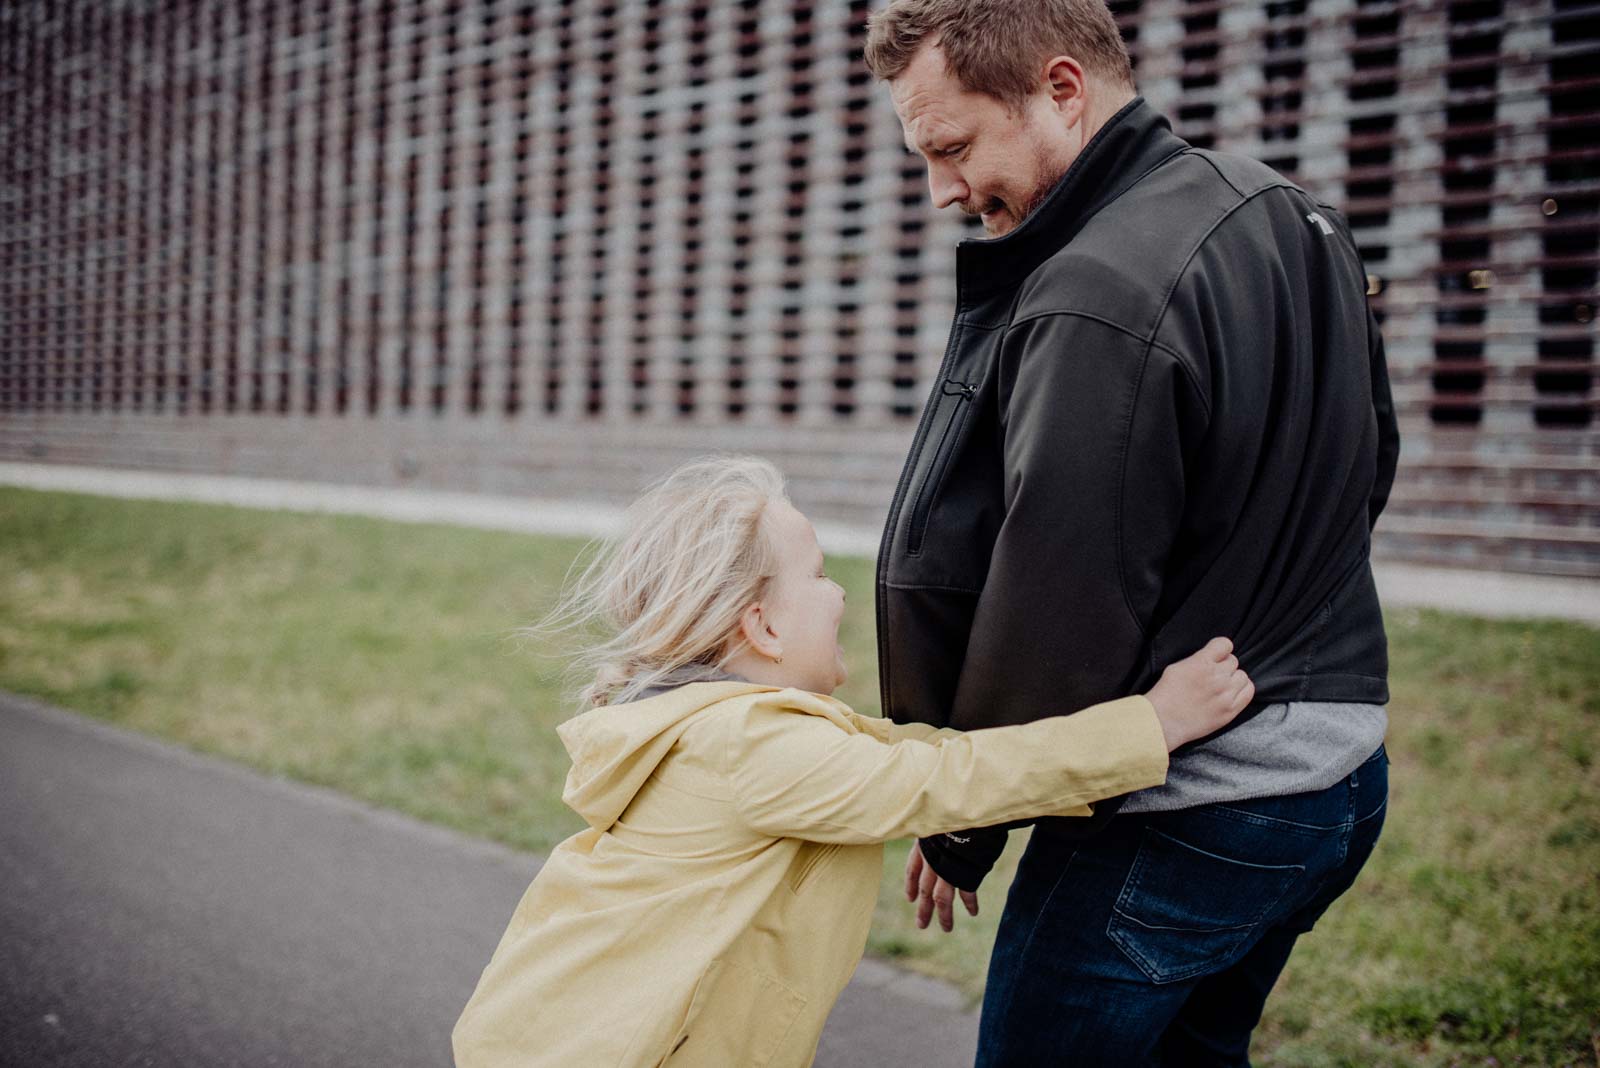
[976,747,1388,1068]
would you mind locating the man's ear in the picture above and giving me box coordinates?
[1042,55,1087,126]
[738,600,782,660]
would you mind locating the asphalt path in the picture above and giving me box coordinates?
[0,691,979,1067]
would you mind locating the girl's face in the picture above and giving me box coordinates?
[758,500,849,695]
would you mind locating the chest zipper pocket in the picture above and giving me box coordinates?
[907,379,977,556]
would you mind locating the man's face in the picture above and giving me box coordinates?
[891,44,1081,237]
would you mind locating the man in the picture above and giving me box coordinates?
[864,0,1400,1063]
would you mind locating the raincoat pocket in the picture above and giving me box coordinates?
[787,841,843,895]
[660,959,808,1067]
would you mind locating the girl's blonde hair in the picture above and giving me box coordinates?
[537,455,789,708]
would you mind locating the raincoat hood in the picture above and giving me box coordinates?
[556,680,774,831]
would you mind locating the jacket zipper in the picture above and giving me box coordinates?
[875,319,969,719]
[906,379,977,556]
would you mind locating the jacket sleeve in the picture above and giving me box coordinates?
[1367,304,1400,529]
[843,712,958,746]
[918,313,1207,891]
[727,693,1168,844]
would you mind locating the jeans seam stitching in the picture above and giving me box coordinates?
[1337,778,1357,867]
[1352,799,1388,825]
[1204,806,1343,835]
[1107,839,1163,979]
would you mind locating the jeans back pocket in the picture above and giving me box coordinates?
[1107,827,1304,984]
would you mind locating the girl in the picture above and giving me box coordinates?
[454,456,1253,1068]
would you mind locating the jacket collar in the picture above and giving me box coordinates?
[632,665,747,702]
[955,97,1189,305]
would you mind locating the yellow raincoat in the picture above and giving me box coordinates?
[453,681,1168,1067]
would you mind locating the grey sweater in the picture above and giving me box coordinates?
[1120,700,1387,813]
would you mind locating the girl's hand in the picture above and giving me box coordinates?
[1145,637,1255,751]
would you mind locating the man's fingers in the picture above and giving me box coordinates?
[916,864,938,929]
[961,889,980,917]
[909,855,969,932]
[904,843,924,903]
[1205,636,1233,659]
[933,881,954,932]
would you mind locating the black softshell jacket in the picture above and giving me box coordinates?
[876,99,1400,891]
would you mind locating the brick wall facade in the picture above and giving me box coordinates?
[2,0,1596,574]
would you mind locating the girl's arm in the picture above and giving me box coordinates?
[839,711,958,746]
[726,691,1168,844]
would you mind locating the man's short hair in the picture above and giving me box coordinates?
[863,0,1135,106]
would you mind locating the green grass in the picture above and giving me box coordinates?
[3,486,1598,1066]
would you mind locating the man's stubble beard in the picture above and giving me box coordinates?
[981,138,1074,237]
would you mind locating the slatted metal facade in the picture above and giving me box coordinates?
[2,0,1596,574]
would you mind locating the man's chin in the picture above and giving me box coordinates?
[980,211,1017,236]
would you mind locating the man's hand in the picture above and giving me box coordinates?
[904,840,979,933]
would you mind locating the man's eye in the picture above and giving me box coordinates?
[941,144,967,158]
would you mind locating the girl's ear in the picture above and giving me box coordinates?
[738,600,782,660]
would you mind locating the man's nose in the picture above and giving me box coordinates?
[928,163,969,211]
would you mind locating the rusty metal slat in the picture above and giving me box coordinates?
[1389,488,1598,512]
[1377,516,1600,548]
[1401,454,1600,474]
[1392,360,1599,379]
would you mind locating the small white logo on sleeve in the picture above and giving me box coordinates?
[1306,212,1335,236]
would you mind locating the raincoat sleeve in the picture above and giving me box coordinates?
[726,693,1168,844]
[840,712,958,746]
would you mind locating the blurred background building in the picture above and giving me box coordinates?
[2,0,1596,575]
